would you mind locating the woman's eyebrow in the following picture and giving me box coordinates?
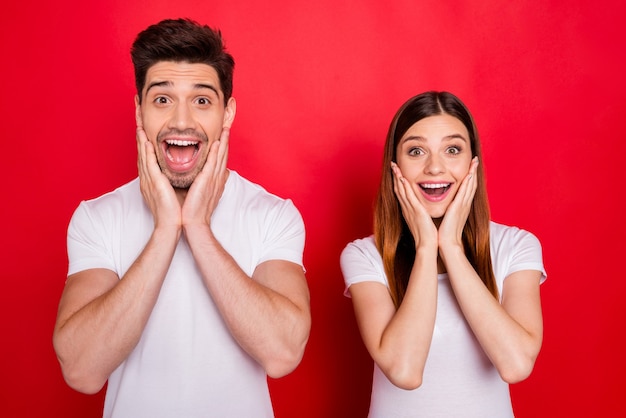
[400,135,425,144]
[443,133,468,142]
[400,133,468,145]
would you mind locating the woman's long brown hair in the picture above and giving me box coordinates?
[374,91,497,308]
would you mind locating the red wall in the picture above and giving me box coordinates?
[2,1,625,417]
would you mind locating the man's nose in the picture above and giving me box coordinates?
[169,103,196,131]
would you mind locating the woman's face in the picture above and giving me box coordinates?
[395,114,473,219]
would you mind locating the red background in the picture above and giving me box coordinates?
[2,1,625,417]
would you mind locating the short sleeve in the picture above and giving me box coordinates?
[491,222,547,285]
[339,237,387,297]
[508,229,547,284]
[67,201,116,277]
[258,199,305,268]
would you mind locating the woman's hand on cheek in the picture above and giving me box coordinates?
[438,157,479,250]
[391,162,438,251]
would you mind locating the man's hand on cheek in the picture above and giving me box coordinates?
[182,127,230,228]
[136,106,182,230]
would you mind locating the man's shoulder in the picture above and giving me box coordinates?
[220,171,303,230]
[225,171,294,207]
[77,178,142,214]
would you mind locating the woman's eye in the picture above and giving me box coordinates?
[408,147,422,156]
[447,146,461,155]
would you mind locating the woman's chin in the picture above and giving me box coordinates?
[426,204,449,220]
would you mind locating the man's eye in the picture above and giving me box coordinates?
[155,97,169,104]
[196,97,210,105]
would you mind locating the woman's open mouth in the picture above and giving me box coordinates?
[419,182,451,196]
[418,182,452,202]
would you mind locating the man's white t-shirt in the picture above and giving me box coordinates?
[67,171,305,418]
[340,221,546,418]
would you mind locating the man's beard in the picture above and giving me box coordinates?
[168,172,197,189]
[157,157,206,189]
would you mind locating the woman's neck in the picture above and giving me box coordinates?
[437,256,446,274]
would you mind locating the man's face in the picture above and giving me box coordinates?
[136,61,236,188]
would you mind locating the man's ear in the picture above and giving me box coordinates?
[134,95,142,128]
[223,97,237,128]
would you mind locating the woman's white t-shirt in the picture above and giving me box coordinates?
[340,221,546,418]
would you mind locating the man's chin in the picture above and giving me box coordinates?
[167,173,197,189]
[160,157,205,190]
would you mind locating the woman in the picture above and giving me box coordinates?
[340,91,546,417]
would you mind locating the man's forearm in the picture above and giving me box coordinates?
[184,223,310,378]
[53,226,179,393]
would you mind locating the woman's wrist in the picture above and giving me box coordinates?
[438,241,465,264]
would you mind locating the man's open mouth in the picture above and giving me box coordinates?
[164,139,200,165]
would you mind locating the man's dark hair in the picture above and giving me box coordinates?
[131,18,235,103]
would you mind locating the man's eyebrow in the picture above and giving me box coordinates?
[194,83,220,97]
[144,81,220,97]
[145,81,171,95]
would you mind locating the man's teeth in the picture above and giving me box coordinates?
[421,183,450,189]
[166,139,198,146]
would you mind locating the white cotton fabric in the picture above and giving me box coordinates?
[67,171,305,418]
[340,221,546,418]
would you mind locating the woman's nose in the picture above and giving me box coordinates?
[424,154,444,175]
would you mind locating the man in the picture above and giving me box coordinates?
[53,18,310,417]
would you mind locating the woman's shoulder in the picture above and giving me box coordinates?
[489,221,544,268]
[489,221,546,283]
[489,220,541,247]
[342,235,377,256]
[340,235,387,292]
[340,235,383,269]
